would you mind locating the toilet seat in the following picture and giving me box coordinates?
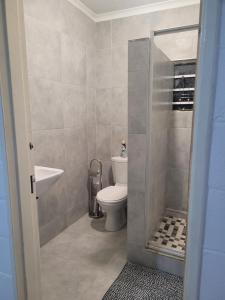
[97,186,127,204]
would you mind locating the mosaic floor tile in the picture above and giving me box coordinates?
[147,215,187,258]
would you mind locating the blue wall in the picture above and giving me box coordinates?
[0,94,17,299]
[200,1,225,299]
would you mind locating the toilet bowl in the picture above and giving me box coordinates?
[97,185,127,231]
[97,156,128,231]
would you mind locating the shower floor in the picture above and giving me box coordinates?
[147,214,187,258]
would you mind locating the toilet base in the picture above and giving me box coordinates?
[105,207,126,231]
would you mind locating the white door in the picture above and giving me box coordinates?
[0,0,41,299]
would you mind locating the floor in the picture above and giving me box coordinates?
[40,214,127,300]
[147,215,186,258]
[103,262,183,300]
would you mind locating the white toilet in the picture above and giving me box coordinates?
[97,156,128,231]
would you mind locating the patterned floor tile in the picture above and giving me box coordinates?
[147,215,186,257]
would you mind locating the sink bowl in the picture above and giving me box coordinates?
[34,166,64,197]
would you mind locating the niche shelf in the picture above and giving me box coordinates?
[172,60,197,111]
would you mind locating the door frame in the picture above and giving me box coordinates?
[0,0,221,299]
[184,0,221,299]
[1,0,41,299]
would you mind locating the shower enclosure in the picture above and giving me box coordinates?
[128,27,199,276]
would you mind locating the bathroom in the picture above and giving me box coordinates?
[21,0,199,300]
[11,0,199,299]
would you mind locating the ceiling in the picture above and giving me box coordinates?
[81,0,178,14]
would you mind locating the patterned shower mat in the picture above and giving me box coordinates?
[102,262,183,300]
[147,215,187,258]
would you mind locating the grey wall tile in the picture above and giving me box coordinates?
[87,88,96,125]
[96,49,112,89]
[39,176,67,226]
[186,128,192,151]
[96,49,112,74]
[112,46,128,87]
[146,44,173,239]
[61,34,86,86]
[37,196,48,227]
[150,5,200,31]
[61,0,95,46]
[150,129,168,172]
[128,68,149,92]
[39,215,66,246]
[96,21,111,49]
[128,134,146,192]
[96,71,112,90]
[25,2,199,245]
[28,77,64,131]
[166,118,193,212]
[128,86,147,134]
[62,85,87,129]
[168,128,191,153]
[86,88,96,162]
[128,40,149,135]
[168,148,190,170]
[25,0,96,244]
[111,87,128,126]
[165,74,193,214]
[150,171,167,232]
[166,168,189,211]
[65,165,88,226]
[86,46,96,88]
[64,127,88,169]
[127,191,145,246]
[95,89,112,125]
[25,16,61,81]
[87,124,96,163]
[128,39,150,72]
[155,30,198,61]
[112,14,150,47]
[23,0,61,31]
[32,129,66,169]
[102,160,114,187]
[170,111,193,128]
[96,125,111,161]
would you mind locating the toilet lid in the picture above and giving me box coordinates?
[97,186,127,203]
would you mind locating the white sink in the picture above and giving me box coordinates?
[34,166,64,197]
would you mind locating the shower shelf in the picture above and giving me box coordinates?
[174,74,196,79]
[173,101,194,105]
[173,88,195,91]
[173,60,196,110]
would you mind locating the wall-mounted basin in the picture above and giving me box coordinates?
[34,166,64,197]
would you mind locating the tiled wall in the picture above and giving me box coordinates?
[128,38,149,251]
[167,111,193,212]
[95,5,199,188]
[23,1,199,244]
[0,95,17,300]
[200,1,225,298]
[124,5,199,276]
[154,31,197,213]
[154,29,198,61]
[147,43,173,239]
[23,0,96,245]
[127,38,183,276]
